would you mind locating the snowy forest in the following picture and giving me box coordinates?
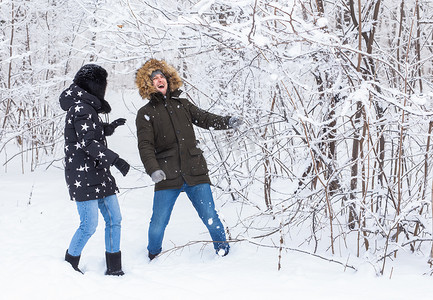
[2,0,433,277]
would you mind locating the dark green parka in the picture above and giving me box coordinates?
[135,59,232,191]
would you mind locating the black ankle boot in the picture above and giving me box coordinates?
[105,251,124,276]
[65,250,83,274]
[148,252,158,261]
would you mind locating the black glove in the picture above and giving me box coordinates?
[104,124,115,136]
[112,118,126,127]
[113,157,130,176]
[104,118,126,136]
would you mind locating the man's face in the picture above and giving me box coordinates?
[152,74,168,96]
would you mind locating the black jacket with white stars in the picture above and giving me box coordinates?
[59,84,119,201]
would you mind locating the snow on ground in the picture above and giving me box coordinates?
[1,91,433,299]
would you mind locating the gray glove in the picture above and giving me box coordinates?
[151,170,166,183]
[229,116,243,129]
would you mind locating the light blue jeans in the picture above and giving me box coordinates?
[68,194,122,256]
[148,183,229,255]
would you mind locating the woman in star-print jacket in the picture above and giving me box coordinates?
[59,64,130,276]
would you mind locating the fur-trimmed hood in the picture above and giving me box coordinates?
[135,59,183,100]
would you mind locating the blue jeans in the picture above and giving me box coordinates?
[148,183,229,255]
[68,194,122,256]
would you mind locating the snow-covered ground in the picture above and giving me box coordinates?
[1,91,433,299]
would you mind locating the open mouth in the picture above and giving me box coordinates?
[158,84,165,89]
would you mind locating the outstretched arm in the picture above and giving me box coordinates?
[182,98,231,130]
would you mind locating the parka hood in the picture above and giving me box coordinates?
[73,64,108,104]
[59,84,110,113]
[135,59,183,100]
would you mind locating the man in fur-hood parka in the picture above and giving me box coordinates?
[135,59,242,260]
[135,58,183,100]
[60,64,130,276]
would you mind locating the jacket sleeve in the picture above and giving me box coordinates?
[182,98,231,130]
[136,108,160,176]
[73,104,119,169]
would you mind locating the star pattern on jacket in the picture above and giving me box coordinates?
[60,84,119,201]
[81,123,89,131]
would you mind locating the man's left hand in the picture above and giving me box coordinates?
[229,116,243,130]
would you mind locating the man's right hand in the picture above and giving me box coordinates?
[151,170,166,183]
